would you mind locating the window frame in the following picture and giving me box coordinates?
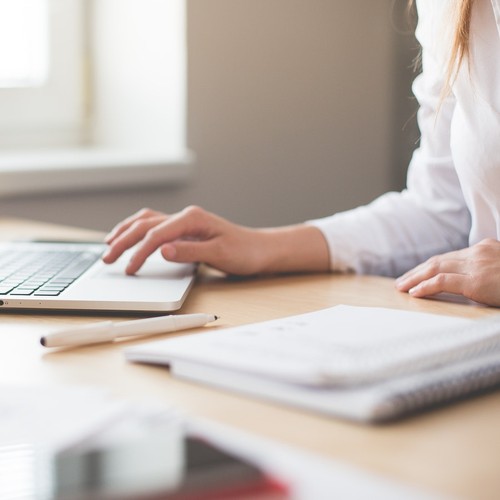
[0,0,86,150]
[0,0,192,197]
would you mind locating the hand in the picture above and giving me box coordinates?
[103,206,265,275]
[102,206,330,276]
[395,239,500,307]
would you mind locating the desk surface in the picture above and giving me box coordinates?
[2,217,500,499]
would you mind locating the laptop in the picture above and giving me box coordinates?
[0,240,196,313]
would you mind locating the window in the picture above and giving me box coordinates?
[0,0,85,150]
[0,0,49,88]
[0,0,190,196]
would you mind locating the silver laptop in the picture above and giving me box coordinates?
[0,241,196,313]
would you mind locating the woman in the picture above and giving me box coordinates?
[103,0,500,307]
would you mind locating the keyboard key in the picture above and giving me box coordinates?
[10,289,35,296]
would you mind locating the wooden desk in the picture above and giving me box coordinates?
[2,218,500,499]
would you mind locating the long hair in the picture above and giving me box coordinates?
[409,0,475,91]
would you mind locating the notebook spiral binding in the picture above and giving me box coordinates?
[383,355,500,420]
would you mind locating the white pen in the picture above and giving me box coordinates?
[40,313,219,348]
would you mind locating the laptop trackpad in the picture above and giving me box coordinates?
[64,250,195,304]
[91,249,194,281]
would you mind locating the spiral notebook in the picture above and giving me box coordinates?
[125,305,500,423]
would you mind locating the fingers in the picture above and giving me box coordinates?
[396,257,466,292]
[396,245,469,292]
[395,248,473,300]
[102,215,166,264]
[121,206,220,275]
[397,240,500,306]
[104,208,163,244]
[406,273,469,298]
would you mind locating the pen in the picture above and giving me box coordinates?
[40,313,219,348]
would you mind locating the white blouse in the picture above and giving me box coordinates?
[310,0,500,277]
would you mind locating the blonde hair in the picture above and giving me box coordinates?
[446,0,474,87]
[409,0,475,91]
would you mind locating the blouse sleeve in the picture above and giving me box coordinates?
[307,0,471,277]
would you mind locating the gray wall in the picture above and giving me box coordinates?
[0,0,418,231]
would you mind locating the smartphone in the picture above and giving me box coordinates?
[51,433,289,500]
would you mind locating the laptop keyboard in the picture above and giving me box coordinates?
[0,249,101,296]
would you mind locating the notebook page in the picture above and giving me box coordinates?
[126,305,492,386]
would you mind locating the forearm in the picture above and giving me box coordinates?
[255,224,330,274]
